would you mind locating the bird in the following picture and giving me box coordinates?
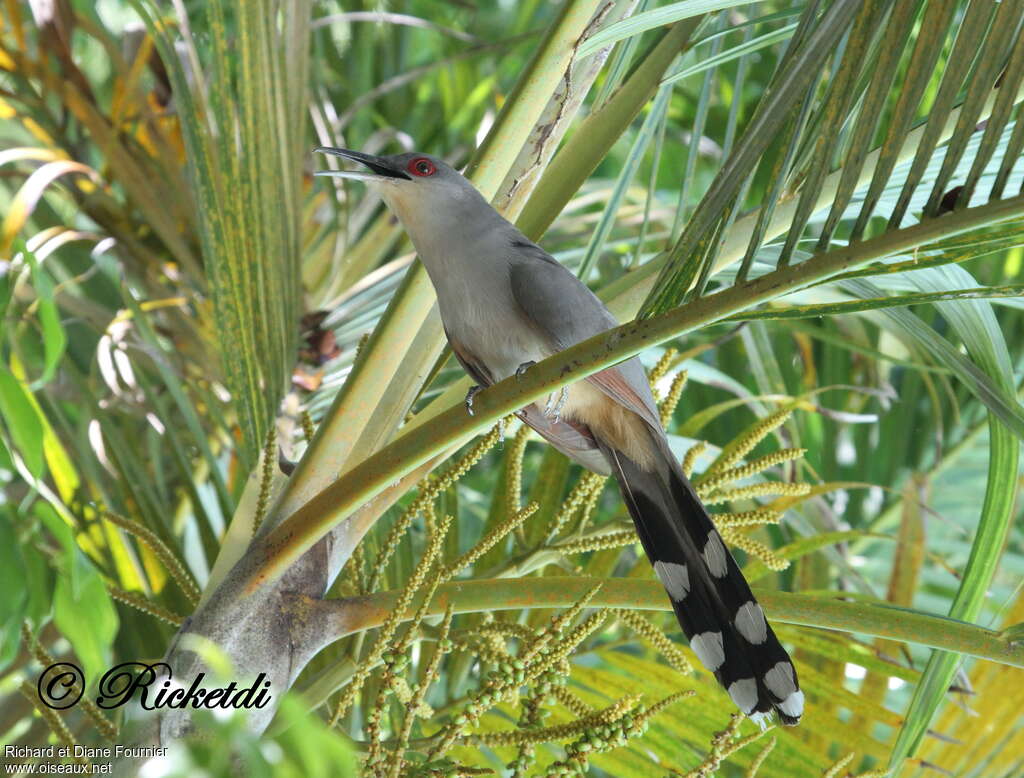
[314,146,804,727]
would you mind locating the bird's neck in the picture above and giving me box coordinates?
[382,187,511,275]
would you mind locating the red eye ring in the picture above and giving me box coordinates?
[408,157,436,177]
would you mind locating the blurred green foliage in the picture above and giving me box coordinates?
[1,1,1023,776]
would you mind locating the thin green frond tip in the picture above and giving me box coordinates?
[724,285,1024,322]
[129,0,307,463]
[577,0,761,58]
[888,266,1021,773]
[639,0,863,318]
[888,417,1019,774]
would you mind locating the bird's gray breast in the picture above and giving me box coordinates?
[430,257,548,382]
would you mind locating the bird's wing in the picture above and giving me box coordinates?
[514,404,611,475]
[508,245,662,431]
[448,319,608,472]
[446,327,495,387]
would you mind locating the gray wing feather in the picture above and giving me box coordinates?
[508,246,661,429]
[514,405,611,476]
[508,247,617,348]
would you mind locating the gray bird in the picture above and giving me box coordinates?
[315,147,804,727]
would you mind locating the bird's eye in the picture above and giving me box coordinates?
[408,157,436,177]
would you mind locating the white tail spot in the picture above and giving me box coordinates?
[703,531,728,578]
[749,711,772,731]
[735,601,768,645]
[728,677,758,714]
[653,560,690,601]
[779,689,805,720]
[764,661,797,700]
[689,631,724,671]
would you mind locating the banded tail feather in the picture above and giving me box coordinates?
[597,431,804,727]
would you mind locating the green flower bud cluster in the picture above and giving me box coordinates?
[544,706,649,776]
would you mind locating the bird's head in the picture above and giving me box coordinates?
[313,147,494,248]
[315,147,457,184]
[318,146,474,207]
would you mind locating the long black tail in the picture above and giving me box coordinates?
[597,431,804,726]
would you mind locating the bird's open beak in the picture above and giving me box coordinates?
[313,147,411,182]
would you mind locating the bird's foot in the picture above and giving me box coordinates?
[515,361,536,380]
[464,384,483,416]
[543,386,569,423]
[278,448,297,476]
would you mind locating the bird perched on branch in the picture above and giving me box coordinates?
[315,147,803,727]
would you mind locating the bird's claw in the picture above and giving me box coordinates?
[465,384,483,416]
[543,386,569,423]
[515,361,536,380]
[278,448,297,476]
